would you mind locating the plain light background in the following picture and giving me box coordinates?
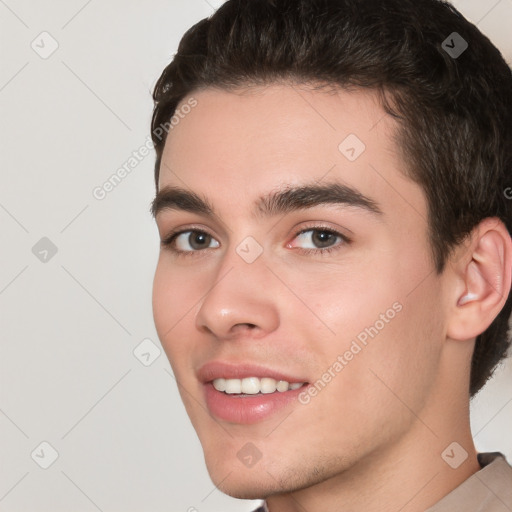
[0,1,511,511]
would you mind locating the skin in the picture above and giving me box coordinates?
[151,83,511,512]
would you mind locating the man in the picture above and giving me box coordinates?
[149,0,512,510]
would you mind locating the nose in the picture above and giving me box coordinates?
[195,253,280,340]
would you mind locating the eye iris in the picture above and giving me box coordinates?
[312,230,336,248]
[189,232,211,250]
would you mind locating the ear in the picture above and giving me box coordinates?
[446,218,512,341]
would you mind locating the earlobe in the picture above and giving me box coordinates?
[447,219,512,341]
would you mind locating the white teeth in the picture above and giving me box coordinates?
[213,378,226,392]
[260,377,277,394]
[224,379,242,394]
[241,377,260,395]
[276,380,289,392]
[212,377,305,394]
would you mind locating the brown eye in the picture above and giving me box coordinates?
[291,228,344,250]
[311,230,338,248]
[172,230,220,252]
[189,232,212,249]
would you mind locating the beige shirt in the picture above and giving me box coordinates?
[426,452,512,511]
[253,452,512,511]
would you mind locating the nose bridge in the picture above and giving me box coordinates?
[195,239,279,338]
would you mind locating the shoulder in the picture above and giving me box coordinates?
[427,452,512,511]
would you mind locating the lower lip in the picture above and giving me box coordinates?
[203,382,307,424]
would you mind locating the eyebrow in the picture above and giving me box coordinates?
[150,182,383,219]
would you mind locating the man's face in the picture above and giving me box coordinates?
[152,84,449,497]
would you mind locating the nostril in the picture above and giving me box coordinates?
[234,322,257,329]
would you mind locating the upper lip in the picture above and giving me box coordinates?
[197,361,308,384]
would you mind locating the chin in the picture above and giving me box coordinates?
[216,481,272,501]
[204,454,330,500]
[203,457,285,499]
[207,469,267,499]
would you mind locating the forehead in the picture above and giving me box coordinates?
[158,83,426,225]
[161,83,388,176]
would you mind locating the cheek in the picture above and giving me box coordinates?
[284,261,401,346]
[294,248,444,403]
[152,260,200,363]
[327,277,444,421]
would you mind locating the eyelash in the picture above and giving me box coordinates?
[160,224,352,258]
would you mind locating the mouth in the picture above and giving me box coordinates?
[212,376,307,395]
[198,361,310,424]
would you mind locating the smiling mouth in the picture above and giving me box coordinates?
[203,371,310,423]
[212,377,308,395]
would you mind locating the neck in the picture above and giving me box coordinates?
[265,353,480,512]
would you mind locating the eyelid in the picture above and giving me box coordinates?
[287,221,352,244]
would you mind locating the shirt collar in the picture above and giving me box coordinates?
[257,452,512,512]
[425,452,512,511]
